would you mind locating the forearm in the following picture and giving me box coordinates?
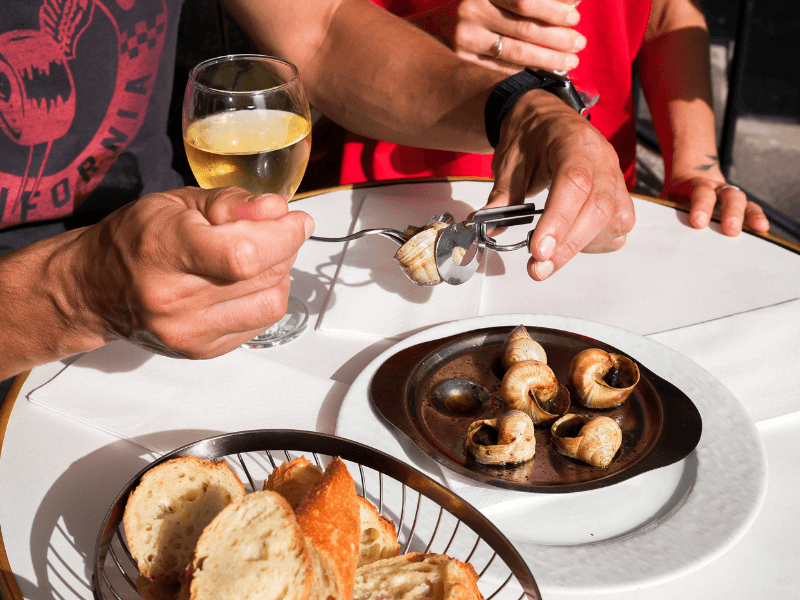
[639,0,721,181]
[638,0,720,183]
[0,231,107,380]
[221,0,503,152]
[639,28,720,183]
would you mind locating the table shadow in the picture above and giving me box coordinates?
[21,429,226,600]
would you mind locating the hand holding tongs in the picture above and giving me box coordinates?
[309,203,543,285]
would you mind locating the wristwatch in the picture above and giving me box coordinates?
[484,68,591,149]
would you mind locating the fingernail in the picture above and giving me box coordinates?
[534,260,555,280]
[304,216,315,239]
[574,35,587,51]
[692,212,709,228]
[566,9,580,25]
[538,235,556,259]
[724,218,741,236]
[566,55,579,70]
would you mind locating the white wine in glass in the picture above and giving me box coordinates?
[183,54,312,347]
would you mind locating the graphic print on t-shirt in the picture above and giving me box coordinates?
[0,0,167,226]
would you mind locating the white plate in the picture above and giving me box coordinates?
[335,314,767,594]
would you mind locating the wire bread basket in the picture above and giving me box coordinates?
[92,430,541,600]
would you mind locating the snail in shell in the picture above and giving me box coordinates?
[568,348,640,409]
[551,414,622,468]
[465,410,536,465]
[394,222,466,286]
[500,360,570,426]
[501,325,547,370]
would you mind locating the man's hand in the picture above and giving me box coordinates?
[485,89,634,280]
[662,175,769,237]
[408,0,585,73]
[65,187,313,360]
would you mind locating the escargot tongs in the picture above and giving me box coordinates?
[309,203,543,285]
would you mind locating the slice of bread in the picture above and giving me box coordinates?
[305,537,340,600]
[186,490,313,600]
[123,456,245,582]
[264,456,324,509]
[353,553,483,600]
[295,457,360,600]
[357,496,399,567]
[265,456,399,569]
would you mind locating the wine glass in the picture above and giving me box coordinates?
[182,54,312,348]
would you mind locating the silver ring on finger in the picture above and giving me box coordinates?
[489,35,504,60]
[716,184,742,196]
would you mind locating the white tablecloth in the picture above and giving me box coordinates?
[3,181,800,600]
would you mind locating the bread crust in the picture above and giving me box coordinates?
[123,456,245,582]
[295,457,360,600]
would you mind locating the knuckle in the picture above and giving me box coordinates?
[616,206,636,234]
[609,234,628,251]
[224,237,261,280]
[562,165,593,196]
[590,191,617,223]
[452,27,472,51]
[560,235,584,258]
[257,288,290,325]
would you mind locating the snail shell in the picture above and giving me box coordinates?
[500,360,570,425]
[551,414,622,468]
[394,222,466,286]
[465,410,536,465]
[501,325,547,370]
[568,348,640,409]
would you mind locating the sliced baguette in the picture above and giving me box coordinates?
[353,553,483,600]
[123,456,245,582]
[265,456,399,569]
[356,495,399,567]
[305,537,340,600]
[186,490,313,600]
[295,457,360,600]
[264,456,324,509]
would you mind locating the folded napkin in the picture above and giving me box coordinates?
[648,298,800,423]
[317,188,544,339]
[28,341,347,454]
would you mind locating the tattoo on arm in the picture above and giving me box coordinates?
[695,154,719,172]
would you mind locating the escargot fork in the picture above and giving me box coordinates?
[308,212,456,246]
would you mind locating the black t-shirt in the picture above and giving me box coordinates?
[1,0,185,255]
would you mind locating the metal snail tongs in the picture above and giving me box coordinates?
[308,204,543,286]
[434,203,544,285]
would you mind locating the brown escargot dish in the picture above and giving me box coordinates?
[465,410,536,465]
[551,414,622,468]
[568,348,640,409]
[394,222,465,286]
[500,360,570,426]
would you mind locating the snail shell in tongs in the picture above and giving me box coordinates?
[465,410,536,465]
[394,222,466,286]
[500,360,570,426]
[501,325,547,370]
[551,414,622,468]
[568,348,640,409]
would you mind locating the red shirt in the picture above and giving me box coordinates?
[340,0,651,191]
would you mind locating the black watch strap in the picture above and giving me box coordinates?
[484,68,589,149]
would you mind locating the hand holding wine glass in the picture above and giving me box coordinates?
[182,54,313,347]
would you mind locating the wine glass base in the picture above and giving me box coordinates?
[242,295,309,348]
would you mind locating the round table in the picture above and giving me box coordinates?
[1,179,799,600]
